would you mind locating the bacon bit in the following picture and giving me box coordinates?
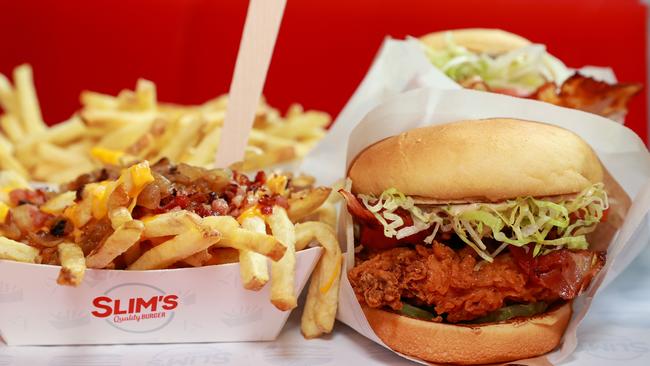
[225,185,247,209]
[258,194,289,215]
[529,73,642,120]
[194,204,214,218]
[10,204,53,232]
[158,195,191,212]
[510,245,605,299]
[254,171,266,183]
[9,189,48,206]
[31,208,52,229]
[251,171,266,191]
[211,199,229,216]
[233,171,251,186]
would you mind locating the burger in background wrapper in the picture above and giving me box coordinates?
[332,87,650,366]
[419,28,642,122]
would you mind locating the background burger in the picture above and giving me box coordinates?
[420,28,641,121]
[340,119,609,364]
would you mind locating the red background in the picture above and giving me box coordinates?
[0,0,647,142]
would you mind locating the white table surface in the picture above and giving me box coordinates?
[1,244,649,366]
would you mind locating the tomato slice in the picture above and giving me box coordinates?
[601,208,610,222]
[569,207,609,222]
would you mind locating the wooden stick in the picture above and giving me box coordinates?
[214,0,287,168]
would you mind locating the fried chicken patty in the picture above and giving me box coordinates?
[348,242,602,323]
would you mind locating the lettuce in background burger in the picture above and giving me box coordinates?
[340,118,609,364]
[420,29,641,121]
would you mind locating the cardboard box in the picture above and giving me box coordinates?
[0,247,322,345]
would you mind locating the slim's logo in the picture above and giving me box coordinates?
[92,294,179,318]
[91,283,178,333]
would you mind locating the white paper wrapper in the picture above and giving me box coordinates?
[303,38,650,365]
[0,247,321,345]
[302,38,622,187]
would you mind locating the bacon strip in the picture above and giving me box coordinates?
[338,189,381,227]
[510,246,605,299]
[530,73,641,120]
[461,73,642,120]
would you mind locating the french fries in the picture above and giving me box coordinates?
[108,207,134,229]
[206,247,240,265]
[182,248,212,267]
[0,64,331,183]
[142,210,203,237]
[131,212,289,271]
[0,115,24,142]
[0,171,29,203]
[0,73,16,115]
[154,114,203,162]
[0,237,40,263]
[239,216,270,290]
[122,241,143,266]
[0,147,27,178]
[208,217,287,261]
[287,187,332,222]
[295,222,343,338]
[86,220,145,269]
[267,207,298,311]
[56,242,86,287]
[13,64,46,134]
[40,191,76,215]
[128,223,220,270]
[311,202,337,229]
[299,186,341,229]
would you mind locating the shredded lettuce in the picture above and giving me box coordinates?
[358,183,608,262]
[421,32,571,93]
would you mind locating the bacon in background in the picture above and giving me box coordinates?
[530,73,642,121]
[461,73,642,122]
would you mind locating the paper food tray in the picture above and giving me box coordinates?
[0,247,322,345]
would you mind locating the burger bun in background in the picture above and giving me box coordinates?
[419,28,531,55]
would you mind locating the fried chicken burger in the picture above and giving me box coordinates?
[340,119,609,364]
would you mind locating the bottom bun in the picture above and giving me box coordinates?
[362,302,572,365]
